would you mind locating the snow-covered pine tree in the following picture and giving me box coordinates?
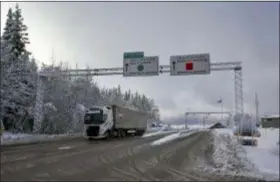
[40,64,73,134]
[1,8,14,71]
[108,85,125,107]
[1,4,37,132]
[2,8,13,41]
[123,90,129,101]
[0,8,16,129]
[12,4,30,58]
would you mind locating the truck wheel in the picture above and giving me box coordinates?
[119,130,126,138]
[121,130,125,138]
[137,131,143,136]
[117,130,121,138]
[139,131,145,136]
[105,131,111,140]
[135,130,144,136]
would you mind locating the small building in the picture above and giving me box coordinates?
[208,122,227,129]
[261,115,279,128]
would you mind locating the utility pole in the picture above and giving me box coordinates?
[221,98,223,121]
[185,113,189,129]
[255,92,260,127]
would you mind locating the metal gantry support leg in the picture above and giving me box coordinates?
[185,113,189,129]
[33,75,45,133]
[234,66,244,120]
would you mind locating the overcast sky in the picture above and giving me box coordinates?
[1,2,279,120]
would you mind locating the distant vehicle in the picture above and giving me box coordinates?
[149,121,163,128]
[234,122,261,137]
[233,122,259,146]
[84,105,149,140]
[150,122,158,128]
[239,138,258,146]
[162,126,170,131]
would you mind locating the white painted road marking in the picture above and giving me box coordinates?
[58,146,73,150]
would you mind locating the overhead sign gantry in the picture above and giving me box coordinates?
[122,52,211,77]
[34,51,244,133]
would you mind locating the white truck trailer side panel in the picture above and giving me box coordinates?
[114,106,149,130]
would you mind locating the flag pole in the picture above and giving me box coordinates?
[220,98,223,121]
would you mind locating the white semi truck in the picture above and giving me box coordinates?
[84,105,149,140]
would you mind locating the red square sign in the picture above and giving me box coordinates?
[185,62,193,70]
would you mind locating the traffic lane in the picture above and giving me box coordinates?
[1,133,173,164]
[1,130,177,152]
[1,133,175,181]
[98,131,208,181]
[56,131,207,181]
[51,131,261,182]
[94,131,262,182]
[1,136,87,153]
[1,131,175,159]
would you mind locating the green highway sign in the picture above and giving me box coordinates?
[123,56,159,77]
[123,52,144,60]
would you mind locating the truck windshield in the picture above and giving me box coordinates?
[84,113,104,124]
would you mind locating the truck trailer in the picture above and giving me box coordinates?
[84,105,149,140]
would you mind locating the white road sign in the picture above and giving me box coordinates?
[123,56,159,77]
[170,53,211,76]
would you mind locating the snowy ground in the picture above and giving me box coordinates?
[170,124,185,130]
[208,129,261,179]
[188,124,212,129]
[245,128,279,180]
[143,124,187,138]
[212,128,279,181]
[151,128,201,146]
[1,131,83,146]
[169,124,212,130]
[148,124,212,146]
[142,130,176,138]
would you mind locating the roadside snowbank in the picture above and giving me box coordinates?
[170,124,185,130]
[168,124,212,131]
[150,129,201,146]
[150,132,181,145]
[142,129,176,138]
[210,128,279,181]
[188,124,212,129]
[209,129,260,177]
[1,131,82,146]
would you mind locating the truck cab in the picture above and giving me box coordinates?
[84,106,114,139]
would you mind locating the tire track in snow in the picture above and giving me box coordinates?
[1,131,213,181]
[160,132,206,181]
